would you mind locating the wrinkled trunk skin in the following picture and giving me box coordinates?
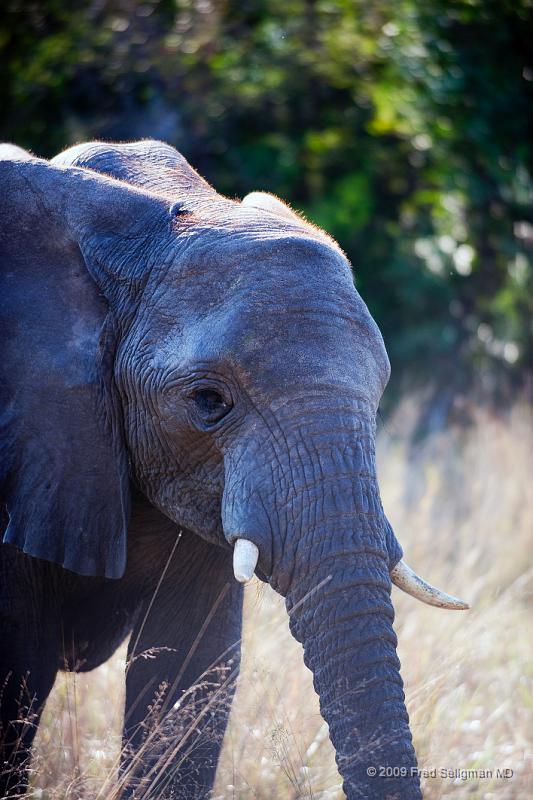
[225,402,422,799]
[286,538,420,800]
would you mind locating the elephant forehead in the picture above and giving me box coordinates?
[159,229,354,312]
[173,217,343,272]
[142,233,390,401]
[220,293,389,400]
[197,234,376,327]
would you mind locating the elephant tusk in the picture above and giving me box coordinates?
[233,539,259,584]
[390,559,470,610]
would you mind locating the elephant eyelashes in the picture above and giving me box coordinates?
[190,388,232,426]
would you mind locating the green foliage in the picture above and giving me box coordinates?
[1,0,531,396]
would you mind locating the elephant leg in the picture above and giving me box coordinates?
[0,547,60,798]
[120,532,243,800]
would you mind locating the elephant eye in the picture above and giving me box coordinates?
[190,388,232,426]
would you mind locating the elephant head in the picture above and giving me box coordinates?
[0,140,467,799]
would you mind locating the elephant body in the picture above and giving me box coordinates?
[0,138,460,799]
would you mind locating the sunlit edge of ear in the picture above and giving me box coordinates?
[241,190,346,261]
[241,190,306,223]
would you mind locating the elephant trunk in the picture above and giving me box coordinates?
[278,435,422,799]
[223,404,423,798]
[286,532,421,799]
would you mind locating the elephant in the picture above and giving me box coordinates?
[0,139,469,800]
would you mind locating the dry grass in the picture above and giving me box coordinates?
[28,400,533,799]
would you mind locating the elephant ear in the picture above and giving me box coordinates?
[0,143,35,161]
[242,191,306,223]
[0,150,167,577]
[52,139,216,200]
[241,191,340,252]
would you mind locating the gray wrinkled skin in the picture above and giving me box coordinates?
[0,140,421,799]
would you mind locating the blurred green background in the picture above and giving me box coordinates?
[1,0,532,416]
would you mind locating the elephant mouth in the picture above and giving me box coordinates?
[231,534,469,610]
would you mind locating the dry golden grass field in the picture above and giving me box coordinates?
[28,399,533,799]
